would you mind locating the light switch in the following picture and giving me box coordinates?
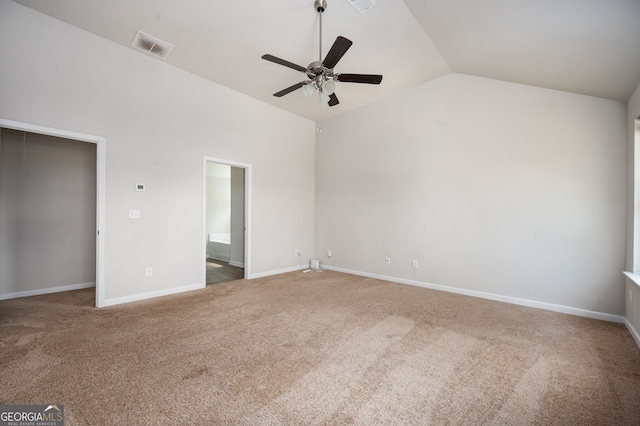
[128,209,141,219]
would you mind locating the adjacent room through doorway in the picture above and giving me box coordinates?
[204,161,246,285]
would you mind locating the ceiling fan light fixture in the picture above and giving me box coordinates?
[319,90,331,103]
[322,79,336,95]
[302,82,317,98]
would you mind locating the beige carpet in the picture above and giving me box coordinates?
[1,271,639,425]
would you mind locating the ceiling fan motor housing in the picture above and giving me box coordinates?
[307,61,335,88]
[307,61,324,77]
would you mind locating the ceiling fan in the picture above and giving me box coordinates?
[261,0,383,107]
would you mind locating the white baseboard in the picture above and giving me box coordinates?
[102,264,305,307]
[229,260,245,268]
[249,264,308,279]
[322,266,625,324]
[625,318,640,349]
[0,282,96,301]
[102,283,204,307]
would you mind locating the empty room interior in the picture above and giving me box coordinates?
[1,0,640,423]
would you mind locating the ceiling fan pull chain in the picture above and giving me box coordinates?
[316,95,322,133]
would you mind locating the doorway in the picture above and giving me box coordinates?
[0,118,106,307]
[203,157,251,285]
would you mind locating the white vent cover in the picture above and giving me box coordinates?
[346,0,377,14]
[130,31,174,59]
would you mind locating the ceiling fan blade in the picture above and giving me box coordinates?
[273,81,308,97]
[328,93,339,107]
[323,36,353,69]
[336,74,383,84]
[262,54,307,73]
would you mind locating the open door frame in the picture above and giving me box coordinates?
[0,118,107,307]
[202,157,252,284]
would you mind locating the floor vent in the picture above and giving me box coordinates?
[130,31,174,59]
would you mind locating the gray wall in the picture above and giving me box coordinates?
[0,129,96,296]
[316,73,627,316]
[230,167,245,267]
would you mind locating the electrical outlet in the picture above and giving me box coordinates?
[412,260,419,269]
[327,250,332,258]
[385,257,391,265]
[145,267,152,277]
[295,250,301,257]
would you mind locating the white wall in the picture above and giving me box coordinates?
[206,163,231,238]
[316,73,627,316]
[0,1,315,304]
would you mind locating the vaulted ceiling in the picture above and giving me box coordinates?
[12,0,640,121]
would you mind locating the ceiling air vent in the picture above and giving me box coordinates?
[130,31,174,59]
[346,0,376,14]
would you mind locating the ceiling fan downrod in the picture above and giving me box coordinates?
[315,0,327,62]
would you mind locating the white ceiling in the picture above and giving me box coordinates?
[11,0,640,121]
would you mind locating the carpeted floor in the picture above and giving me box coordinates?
[1,271,639,425]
